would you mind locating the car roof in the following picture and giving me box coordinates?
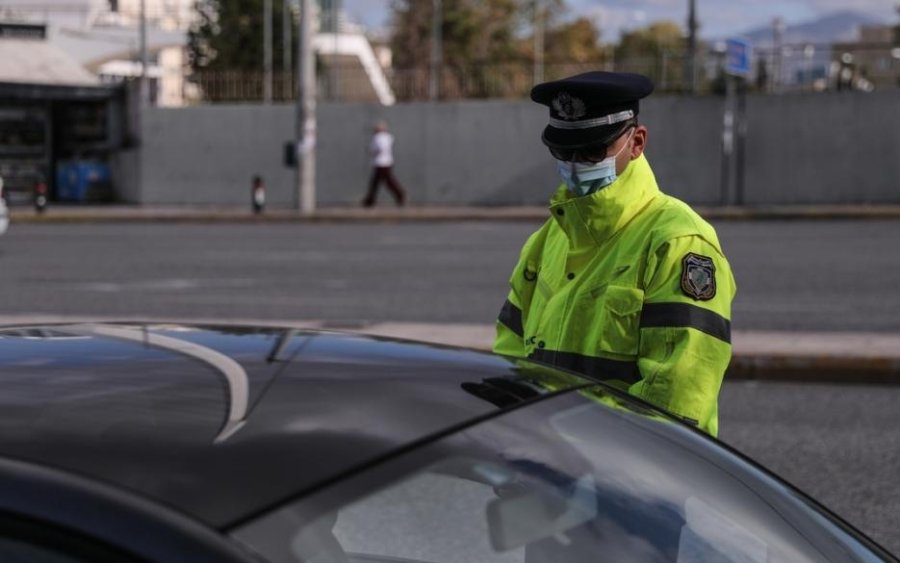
[0,323,590,529]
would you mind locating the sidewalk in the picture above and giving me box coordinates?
[1,315,899,383]
[354,323,900,384]
[9,203,900,224]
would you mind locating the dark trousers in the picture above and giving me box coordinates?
[363,166,406,207]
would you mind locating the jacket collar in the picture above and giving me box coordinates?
[549,154,661,248]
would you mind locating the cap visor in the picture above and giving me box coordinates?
[540,122,630,150]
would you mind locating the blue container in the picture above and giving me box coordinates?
[56,161,111,202]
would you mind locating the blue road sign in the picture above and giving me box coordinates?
[725,38,752,76]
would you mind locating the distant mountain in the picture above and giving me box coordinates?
[725,11,881,46]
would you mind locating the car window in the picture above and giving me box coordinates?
[234,388,892,563]
[332,470,524,563]
[678,496,769,563]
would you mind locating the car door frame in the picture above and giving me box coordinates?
[0,456,260,563]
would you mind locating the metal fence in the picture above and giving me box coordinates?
[190,58,681,104]
[188,43,899,104]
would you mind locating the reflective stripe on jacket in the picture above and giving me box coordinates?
[493,154,736,436]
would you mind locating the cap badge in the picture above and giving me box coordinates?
[552,92,587,121]
[681,253,716,300]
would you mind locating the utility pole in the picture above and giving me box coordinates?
[534,0,544,85]
[772,17,784,93]
[331,0,340,99]
[295,0,315,213]
[735,76,747,205]
[685,0,697,94]
[139,0,148,105]
[283,0,292,99]
[429,0,442,101]
[263,0,273,103]
[720,76,734,205]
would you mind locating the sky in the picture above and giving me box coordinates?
[342,0,896,41]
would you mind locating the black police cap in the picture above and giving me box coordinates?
[531,71,654,150]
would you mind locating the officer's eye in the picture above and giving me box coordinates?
[577,144,610,163]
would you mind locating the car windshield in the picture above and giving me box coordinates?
[233,386,891,563]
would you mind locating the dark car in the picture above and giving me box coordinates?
[0,323,893,563]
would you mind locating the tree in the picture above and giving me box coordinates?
[389,0,527,98]
[390,0,614,99]
[515,8,610,84]
[390,0,525,70]
[895,5,899,45]
[542,17,607,63]
[188,0,295,72]
[613,21,690,91]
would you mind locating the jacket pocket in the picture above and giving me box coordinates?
[594,285,644,356]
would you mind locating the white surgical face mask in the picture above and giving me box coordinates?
[556,128,635,197]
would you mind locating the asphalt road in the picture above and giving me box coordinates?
[719,380,900,555]
[0,219,899,331]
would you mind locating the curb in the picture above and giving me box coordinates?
[8,207,548,224]
[8,204,900,224]
[353,324,900,385]
[726,355,900,384]
[1,316,898,384]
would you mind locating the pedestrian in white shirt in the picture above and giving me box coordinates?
[362,120,407,207]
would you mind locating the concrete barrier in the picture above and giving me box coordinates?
[136,91,899,207]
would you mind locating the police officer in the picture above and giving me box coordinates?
[493,71,736,436]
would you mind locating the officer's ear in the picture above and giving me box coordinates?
[630,125,648,160]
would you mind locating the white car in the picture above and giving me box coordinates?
[0,176,8,236]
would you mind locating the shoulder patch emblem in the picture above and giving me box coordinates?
[681,253,716,300]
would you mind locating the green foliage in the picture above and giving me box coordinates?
[614,21,684,63]
[389,0,527,71]
[541,17,608,63]
[389,0,529,98]
[389,0,615,98]
[188,0,296,72]
[614,21,693,92]
[896,5,900,45]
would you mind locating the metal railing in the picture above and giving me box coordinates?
[187,44,899,104]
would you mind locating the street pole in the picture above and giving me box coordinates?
[720,75,735,205]
[686,0,697,94]
[283,0,291,99]
[429,0,442,101]
[803,43,814,91]
[139,0,148,105]
[331,0,340,100]
[735,77,747,205]
[264,0,273,103]
[772,17,784,93]
[295,0,315,213]
[533,0,544,85]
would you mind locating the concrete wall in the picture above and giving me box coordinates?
[138,91,899,206]
[744,92,900,205]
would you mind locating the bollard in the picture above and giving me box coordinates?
[34,177,48,214]
[252,175,266,214]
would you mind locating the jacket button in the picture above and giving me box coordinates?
[538,341,546,348]
[556,209,564,216]
[567,272,575,280]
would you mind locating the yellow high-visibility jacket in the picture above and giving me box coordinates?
[493,154,736,436]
